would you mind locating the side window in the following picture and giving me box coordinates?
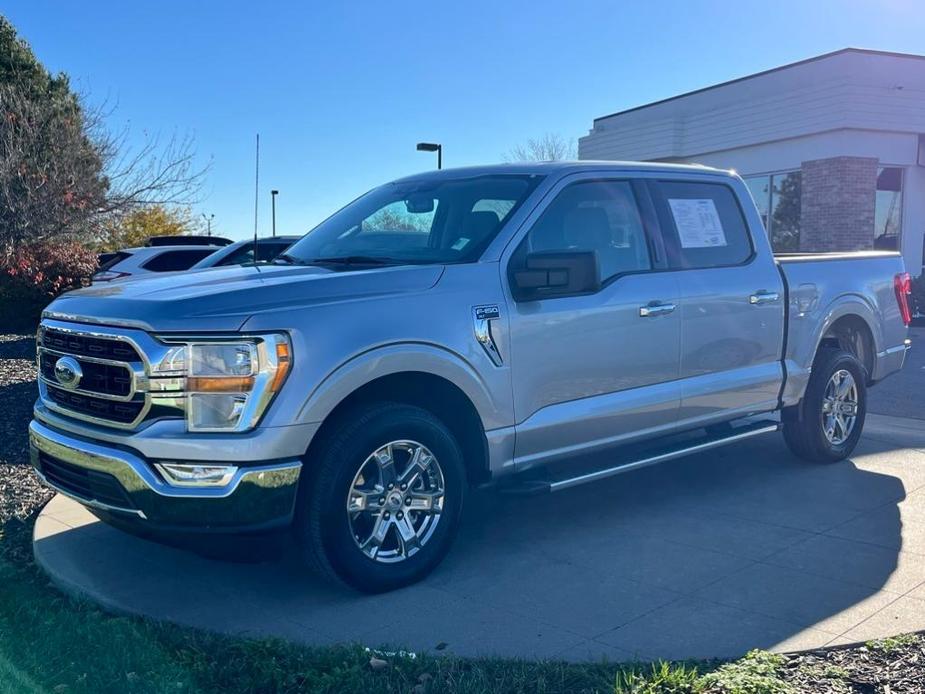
[654,181,753,269]
[472,198,516,221]
[516,180,652,283]
[143,249,215,272]
[256,241,290,262]
[217,245,256,266]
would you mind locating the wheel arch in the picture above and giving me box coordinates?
[782,293,885,407]
[818,313,876,381]
[298,346,500,485]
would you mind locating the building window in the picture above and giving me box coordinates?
[743,171,801,252]
[744,177,770,231]
[769,171,801,252]
[875,167,903,251]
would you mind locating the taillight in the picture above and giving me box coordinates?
[894,272,912,326]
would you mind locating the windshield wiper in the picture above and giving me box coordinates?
[272,254,401,268]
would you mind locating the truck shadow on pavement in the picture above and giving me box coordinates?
[32,429,923,662]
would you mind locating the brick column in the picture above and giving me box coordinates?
[799,156,878,252]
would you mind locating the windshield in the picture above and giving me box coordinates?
[283,174,542,266]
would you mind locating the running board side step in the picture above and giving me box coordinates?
[499,420,780,495]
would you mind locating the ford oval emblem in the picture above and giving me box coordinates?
[53,356,83,390]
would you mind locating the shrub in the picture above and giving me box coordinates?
[0,241,97,330]
[699,650,793,694]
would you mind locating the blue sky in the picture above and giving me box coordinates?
[5,0,925,240]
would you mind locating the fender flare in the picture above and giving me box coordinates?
[805,293,882,370]
[294,342,505,430]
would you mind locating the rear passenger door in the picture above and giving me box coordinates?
[505,176,682,466]
[648,178,785,426]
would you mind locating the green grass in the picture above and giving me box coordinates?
[614,661,701,693]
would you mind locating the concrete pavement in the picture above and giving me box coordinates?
[33,412,925,662]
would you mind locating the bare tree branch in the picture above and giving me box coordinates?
[504,133,577,162]
[0,77,210,248]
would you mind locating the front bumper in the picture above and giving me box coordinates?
[29,418,302,533]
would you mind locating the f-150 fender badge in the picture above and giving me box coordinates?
[472,304,503,366]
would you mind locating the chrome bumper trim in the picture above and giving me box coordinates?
[33,468,147,518]
[878,341,911,357]
[29,419,302,501]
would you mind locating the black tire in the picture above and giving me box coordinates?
[294,402,466,593]
[782,348,867,462]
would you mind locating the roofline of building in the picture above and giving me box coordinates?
[592,47,925,124]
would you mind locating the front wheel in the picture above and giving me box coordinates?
[783,348,867,462]
[294,403,466,593]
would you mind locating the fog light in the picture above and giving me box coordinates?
[155,462,238,487]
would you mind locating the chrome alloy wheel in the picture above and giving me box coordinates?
[821,369,859,445]
[346,440,445,563]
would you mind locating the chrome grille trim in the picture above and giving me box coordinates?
[40,326,142,362]
[37,320,184,430]
[38,351,137,401]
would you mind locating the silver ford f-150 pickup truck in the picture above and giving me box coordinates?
[30,162,913,592]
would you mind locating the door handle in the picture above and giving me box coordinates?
[639,302,676,317]
[749,290,781,305]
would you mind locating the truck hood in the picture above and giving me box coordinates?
[44,264,445,332]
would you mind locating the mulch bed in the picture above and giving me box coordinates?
[781,637,925,693]
[0,333,52,524]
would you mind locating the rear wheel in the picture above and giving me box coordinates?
[783,349,867,462]
[294,403,465,593]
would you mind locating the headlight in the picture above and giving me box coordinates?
[155,334,291,432]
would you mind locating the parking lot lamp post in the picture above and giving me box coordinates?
[271,190,279,237]
[416,142,442,169]
[202,213,214,236]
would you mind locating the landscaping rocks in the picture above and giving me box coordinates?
[0,333,51,524]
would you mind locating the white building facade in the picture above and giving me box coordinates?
[579,49,925,277]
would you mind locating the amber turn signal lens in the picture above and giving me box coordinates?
[186,376,255,392]
[270,340,291,392]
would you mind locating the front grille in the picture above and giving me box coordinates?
[41,328,141,362]
[39,353,132,397]
[38,324,148,427]
[36,451,136,510]
[46,385,145,424]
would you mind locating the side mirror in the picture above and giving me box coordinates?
[510,250,600,302]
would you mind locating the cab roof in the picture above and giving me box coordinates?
[393,160,733,183]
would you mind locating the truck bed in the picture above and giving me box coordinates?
[776,250,908,406]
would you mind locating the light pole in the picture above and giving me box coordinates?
[270,190,279,238]
[416,142,442,169]
[202,213,215,236]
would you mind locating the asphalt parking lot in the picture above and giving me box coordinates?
[33,329,925,662]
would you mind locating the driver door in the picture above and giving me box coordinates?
[505,176,682,468]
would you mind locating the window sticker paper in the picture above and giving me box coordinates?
[668,198,727,248]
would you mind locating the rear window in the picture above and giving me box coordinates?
[142,249,216,272]
[653,181,753,269]
[97,251,131,272]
